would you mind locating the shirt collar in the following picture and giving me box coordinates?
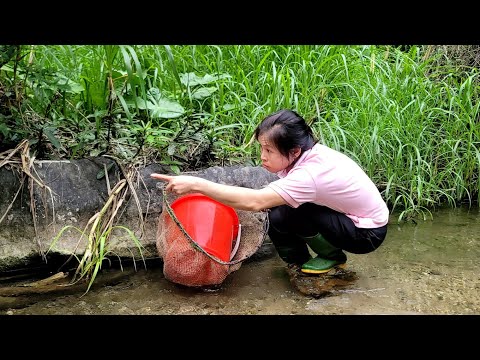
[275,146,313,178]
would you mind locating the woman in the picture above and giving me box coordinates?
[151,109,389,274]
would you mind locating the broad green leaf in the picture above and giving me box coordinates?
[0,122,9,136]
[167,143,176,156]
[96,162,115,180]
[53,73,84,93]
[180,72,230,87]
[43,127,62,150]
[191,86,217,100]
[136,88,184,119]
[222,103,237,111]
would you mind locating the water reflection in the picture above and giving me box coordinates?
[1,206,480,315]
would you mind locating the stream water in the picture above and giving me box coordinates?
[1,207,479,315]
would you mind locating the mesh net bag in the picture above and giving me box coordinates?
[156,187,268,288]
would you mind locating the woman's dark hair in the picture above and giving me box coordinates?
[254,109,317,158]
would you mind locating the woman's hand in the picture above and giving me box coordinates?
[150,173,201,195]
[151,172,285,211]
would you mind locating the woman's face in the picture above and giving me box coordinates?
[257,134,292,173]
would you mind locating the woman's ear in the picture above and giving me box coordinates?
[290,146,301,159]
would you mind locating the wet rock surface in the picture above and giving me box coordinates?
[0,162,276,271]
[285,264,359,298]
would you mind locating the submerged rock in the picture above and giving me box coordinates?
[285,264,359,298]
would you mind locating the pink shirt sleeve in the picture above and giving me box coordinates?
[268,168,317,208]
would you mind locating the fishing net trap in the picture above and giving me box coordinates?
[156,187,268,288]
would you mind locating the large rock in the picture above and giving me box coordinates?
[0,159,277,272]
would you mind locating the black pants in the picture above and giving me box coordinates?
[268,203,388,255]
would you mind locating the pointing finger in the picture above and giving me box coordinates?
[150,173,173,182]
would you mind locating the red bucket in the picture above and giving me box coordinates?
[170,193,240,262]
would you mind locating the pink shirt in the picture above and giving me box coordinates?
[268,143,389,228]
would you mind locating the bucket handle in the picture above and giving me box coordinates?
[230,224,241,261]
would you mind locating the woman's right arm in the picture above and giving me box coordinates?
[151,173,286,211]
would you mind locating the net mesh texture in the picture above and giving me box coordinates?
[156,188,268,288]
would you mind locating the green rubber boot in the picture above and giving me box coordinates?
[275,244,312,265]
[301,234,347,274]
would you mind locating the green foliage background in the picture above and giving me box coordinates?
[1,45,479,221]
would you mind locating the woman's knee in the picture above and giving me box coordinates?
[268,205,292,233]
[347,226,388,254]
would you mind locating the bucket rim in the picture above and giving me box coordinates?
[170,192,239,225]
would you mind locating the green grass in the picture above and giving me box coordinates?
[1,44,479,222]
